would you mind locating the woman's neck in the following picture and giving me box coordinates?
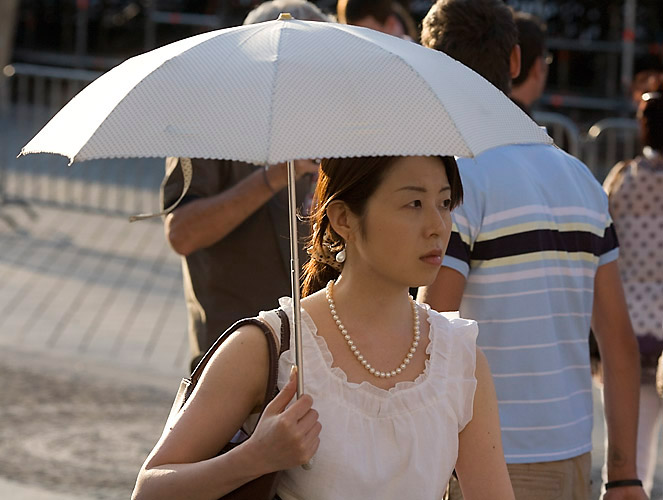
[328,273,413,329]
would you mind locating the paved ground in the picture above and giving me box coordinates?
[0,199,189,499]
[0,204,188,374]
[0,346,177,500]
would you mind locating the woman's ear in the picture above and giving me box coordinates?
[326,200,354,242]
[510,44,522,80]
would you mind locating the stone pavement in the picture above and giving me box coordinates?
[0,202,187,499]
[0,201,661,499]
[0,204,188,375]
[0,346,177,500]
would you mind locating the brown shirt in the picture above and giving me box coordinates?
[162,157,314,368]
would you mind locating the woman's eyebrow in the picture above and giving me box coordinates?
[395,185,451,193]
[396,185,427,193]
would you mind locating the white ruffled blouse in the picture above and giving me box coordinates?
[256,298,478,500]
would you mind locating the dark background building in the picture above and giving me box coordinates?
[4,1,663,127]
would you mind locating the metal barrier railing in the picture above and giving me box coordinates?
[533,110,581,158]
[145,10,223,49]
[584,118,640,180]
[1,63,164,223]
[532,110,640,181]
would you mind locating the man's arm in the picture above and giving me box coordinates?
[417,266,467,312]
[592,260,648,500]
[165,160,317,256]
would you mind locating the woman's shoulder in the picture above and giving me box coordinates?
[424,304,478,338]
[421,305,478,429]
[423,305,478,373]
[603,155,661,194]
[257,294,325,351]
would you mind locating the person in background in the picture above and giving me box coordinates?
[243,0,334,24]
[418,1,646,499]
[337,0,418,41]
[511,11,549,117]
[630,54,663,107]
[602,87,663,497]
[162,0,331,372]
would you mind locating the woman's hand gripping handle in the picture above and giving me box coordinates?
[247,366,320,474]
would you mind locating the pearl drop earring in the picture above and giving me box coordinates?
[335,248,346,263]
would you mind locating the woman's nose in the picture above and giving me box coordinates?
[427,207,448,235]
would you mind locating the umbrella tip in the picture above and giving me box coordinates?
[277,12,293,20]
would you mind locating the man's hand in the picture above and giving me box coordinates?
[265,159,319,192]
[165,158,318,256]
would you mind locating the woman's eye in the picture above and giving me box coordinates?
[440,199,452,210]
[408,200,422,208]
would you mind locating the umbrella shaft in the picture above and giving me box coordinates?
[287,160,304,397]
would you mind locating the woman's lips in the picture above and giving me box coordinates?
[420,251,442,266]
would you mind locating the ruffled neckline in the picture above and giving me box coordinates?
[277,296,441,397]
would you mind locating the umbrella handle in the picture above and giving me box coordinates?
[286,160,314,471]
[286,160,305,398]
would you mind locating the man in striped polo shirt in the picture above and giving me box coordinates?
[419,1,646,499]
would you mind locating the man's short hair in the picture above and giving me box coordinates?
[421,0,517,94]
[513,12,547,87]
[244,0,334,24]
[337,0,392,24]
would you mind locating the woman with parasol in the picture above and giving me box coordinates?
[132,154,514,499]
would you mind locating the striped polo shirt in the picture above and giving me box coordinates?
[443,143,619,464]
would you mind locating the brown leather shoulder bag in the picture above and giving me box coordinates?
[164,309,290,500]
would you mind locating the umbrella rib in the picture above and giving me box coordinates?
[66,28,266,163]
[68,63,188,163]
[263,22,289,165]
[337,29,474,157]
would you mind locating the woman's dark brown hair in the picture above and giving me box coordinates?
[639,85,663,152]
[301,155,463,297]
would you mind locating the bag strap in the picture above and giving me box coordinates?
[129,157,193,222]
[277,308,291,355]
[261,309,290,412]
[188,309,292,412]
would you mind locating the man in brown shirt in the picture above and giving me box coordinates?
[161,0,329,372]
[161,157,316,371]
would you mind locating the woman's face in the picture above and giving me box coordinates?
[345,155,453,288]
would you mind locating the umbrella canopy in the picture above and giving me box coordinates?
[21,18,551,164]
[20,16,553,399]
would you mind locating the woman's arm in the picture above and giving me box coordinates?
[132,325,321,500]
[455,349,514,500]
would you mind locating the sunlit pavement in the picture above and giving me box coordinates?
[0,203,185,498]
[0,346,177,499]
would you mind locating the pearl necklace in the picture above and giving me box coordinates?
[325,281,420,379]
